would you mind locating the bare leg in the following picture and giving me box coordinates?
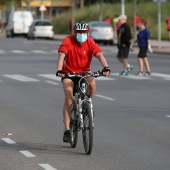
[138,57,144,72]
[62,79,74,129]
[117,57,128,70]
[143,57,151,72]
[86,77,96,97]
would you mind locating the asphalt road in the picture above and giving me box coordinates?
[0,36,170,170]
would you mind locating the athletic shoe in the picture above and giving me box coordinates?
[144,71,151,76]
[63,130,70,143]
[119,71,128,76]
[136,71,144,76]
[127,65,134,73]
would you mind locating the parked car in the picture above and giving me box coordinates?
[6,11,33,38]
[88,21,114,45]
[27,20,54,40]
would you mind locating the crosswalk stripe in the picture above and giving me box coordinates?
[38,164,57,170]
[31,50,47,54]
[38,74,61,81]
[38,74,115,81]
[1,138,16,144]
[152,72,170,79]
[19,150,36,157]
[96,76,115,80]
[111,73,152,80]
[0,49,5,53]
[10,50,27,54]
[4,75,39,82]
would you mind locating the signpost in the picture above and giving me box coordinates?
[121,0,125,15]
[153,0,166,49]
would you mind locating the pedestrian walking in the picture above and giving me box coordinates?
[117,14,133,76]
[132,18,152,76]
[166,16,170,40]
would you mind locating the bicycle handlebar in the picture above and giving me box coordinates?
[64,71,102,78]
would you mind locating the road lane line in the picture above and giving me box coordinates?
[1,138,16,144]
[0,49,5,53]
[95,94,115,101]
[152,72,170,79]
[38,74,61,81]
[31,50,47,54]
[19,150,36,157]
[165,115,170,118]
[111,73,151,79]
[96,77,115,80]
[45,80,59,85]
[39,164,57,170]
[4,75,39,82]
[10,50,27,54]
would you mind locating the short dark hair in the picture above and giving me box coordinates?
[140,18,147,26]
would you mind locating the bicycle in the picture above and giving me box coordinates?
[65,71,101,155]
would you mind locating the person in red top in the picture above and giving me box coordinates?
[131,13,141,31]
[56,21,110,143]
[166,16,170,40]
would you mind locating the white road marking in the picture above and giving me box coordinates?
[3,133,12,136]
[1,138,16,144]
[165,115,170,118]
[38,74,61,81]
[152,72,170,79]
[31,50,47,54]
[10,50,27,54]
[45,80,59,85]
[0,49,5,53]
[111,73,151,79]
[39,164,57,170]
[4,75,39,82]
[38,74,115,81]
[96,76,115,80]
[19,150,36,157]
[50,50,58,53]
[95,94,115,101]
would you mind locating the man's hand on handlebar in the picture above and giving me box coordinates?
[102,66,111,76]
[56,70,66,77]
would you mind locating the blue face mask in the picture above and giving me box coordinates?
[76,34,87,43]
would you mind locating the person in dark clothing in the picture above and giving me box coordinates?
[117,14,133,76]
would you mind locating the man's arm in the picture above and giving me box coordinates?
[96,52,110,76]
[56,52,66,77]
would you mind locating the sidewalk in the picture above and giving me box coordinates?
[54,34,170,55]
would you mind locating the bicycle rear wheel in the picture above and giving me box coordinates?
[82,102,93,155]
[70,103,78,148]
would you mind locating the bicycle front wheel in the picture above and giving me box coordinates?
[70,104,78,148]
[82,102,93,155]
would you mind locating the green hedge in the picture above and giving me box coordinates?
[52,2,170,40]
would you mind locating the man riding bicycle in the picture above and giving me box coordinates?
[56,21,110,143]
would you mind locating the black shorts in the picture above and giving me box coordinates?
[138,46,147,58]
[117,47,130,59]
[61,77,80,95]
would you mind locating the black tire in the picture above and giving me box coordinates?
[70,103,78,148]
[82,102,93,155]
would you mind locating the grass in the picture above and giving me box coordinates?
[52,2,170,40]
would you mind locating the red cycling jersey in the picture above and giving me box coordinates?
[58,35,102,73]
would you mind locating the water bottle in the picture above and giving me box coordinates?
[82,83,86,93]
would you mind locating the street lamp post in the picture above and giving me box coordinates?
[41,0,44,20]
[121,0,125,15]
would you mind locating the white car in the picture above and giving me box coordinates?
[88,21,114,45]
[6,11,33,38]
[27,20,54,40]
